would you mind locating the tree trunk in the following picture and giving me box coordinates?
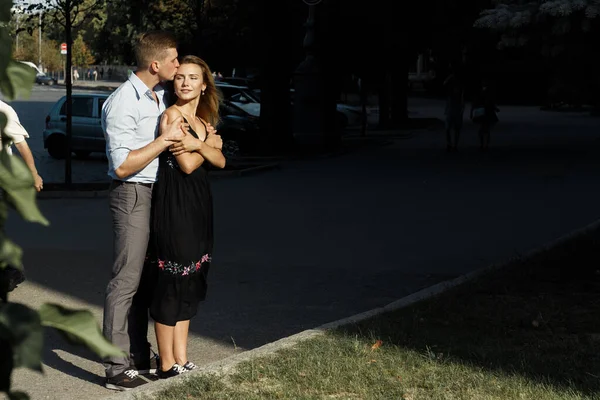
[378,70,391,129]
[257,0,293,154]
[390,58,409,126]
[360,75,368,136]
[65,0,73,186]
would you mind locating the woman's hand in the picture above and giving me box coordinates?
[169,132,202,156]
[206,123,217,136]
[205,134,223,150]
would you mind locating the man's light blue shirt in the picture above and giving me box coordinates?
[102,73,167,183]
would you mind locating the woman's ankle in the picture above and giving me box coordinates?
[160,359,177,372]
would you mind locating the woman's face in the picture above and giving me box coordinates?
[174,63,207,101]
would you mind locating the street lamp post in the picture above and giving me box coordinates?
[292,0,334,151]
[38,12,41,68]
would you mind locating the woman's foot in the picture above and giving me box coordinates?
[183,361,197,371]
[157,363,187,379]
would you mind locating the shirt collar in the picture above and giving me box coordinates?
[128,72,164,102]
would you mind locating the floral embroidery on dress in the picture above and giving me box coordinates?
[150,254,212,276]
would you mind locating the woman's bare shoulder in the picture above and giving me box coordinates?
[164,106,182,119]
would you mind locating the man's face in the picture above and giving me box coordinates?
[156,48,179,81]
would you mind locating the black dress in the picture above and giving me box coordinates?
[148,118,213,326]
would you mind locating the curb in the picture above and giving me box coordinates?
[103,218,600,399]
[37,163,280,199]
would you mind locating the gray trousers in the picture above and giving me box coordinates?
[102,181,153,378]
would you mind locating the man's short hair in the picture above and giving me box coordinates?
[134,31,178,68]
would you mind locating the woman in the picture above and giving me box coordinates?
[471,80,499,151]
[148,55,226,379]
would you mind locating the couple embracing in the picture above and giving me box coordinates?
[101,30,226,390]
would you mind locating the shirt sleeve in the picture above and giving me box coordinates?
[2,105,29,144]
[102,92,138,171]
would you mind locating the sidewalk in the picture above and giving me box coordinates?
[6,100,600,399]
[58,79,122,91]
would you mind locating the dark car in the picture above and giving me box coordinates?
[220,76,258,89]
[36,74,57,86]
[218,100,260,157]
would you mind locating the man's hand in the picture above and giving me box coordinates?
[204,134,223,150]
[170,132,202,156]
[159,113,187,145]
[33,173,43,192]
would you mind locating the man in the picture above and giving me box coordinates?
[101,30,186,391]
[0,100,44,192]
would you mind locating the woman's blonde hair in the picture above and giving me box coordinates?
[179,55,221,127]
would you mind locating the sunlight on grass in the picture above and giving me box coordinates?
[142,231,600,400]
[148,332,594,400]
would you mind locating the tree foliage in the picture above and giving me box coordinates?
[71,34,94,68]
[475,0,600,54]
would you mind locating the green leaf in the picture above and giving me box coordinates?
[0,151,48,226]
[0,232,23,271]
[8,391,29,400]
[0,61,36,101]
[39,304,126,359]
[0,303,43,372]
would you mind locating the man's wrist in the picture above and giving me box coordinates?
[157,136,172,149]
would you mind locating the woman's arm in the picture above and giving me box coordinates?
[170,120,226,169]
[162,108,205,174]
[197,133,226,169]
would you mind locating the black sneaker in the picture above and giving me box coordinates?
[105,369,148,391]
[157,363,187,379]
[134,352,160,375]
[183,361,197,371]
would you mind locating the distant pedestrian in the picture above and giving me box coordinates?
[100,67,104,80]
[73,68,79,81]
[93,67,98,81]
[471,79,499,151]
[443,65,465,152]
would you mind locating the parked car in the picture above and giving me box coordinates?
[43,93,108,159]
[254,88,366,129]
[220,76,258,89]
[43,93,259,159]
[216,82,261,117]
[218,100,260,157]
[36,73,57,86]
